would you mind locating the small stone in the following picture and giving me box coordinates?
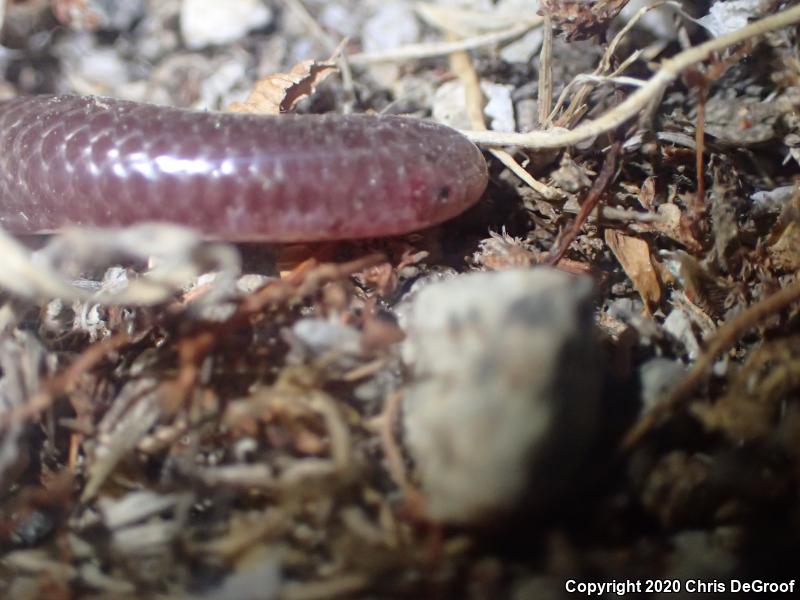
[362,2,420,53]
[291,318,362,358]
[433,80,515,132]
[750,185,795,214]
[402,268,601,524]
[497,0,543,63]
[233,437,258,462]
[286,317,364,372]
[76,46,131,89]
[698,0,760,38]
[639,358,686,413]
[663,309,700,360]
[500,28,544,63]
[180,0,272,49]
[318,3,360,38]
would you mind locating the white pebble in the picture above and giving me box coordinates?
[362,2,420,53]
[180,0,272,49]
[433,80,515,132]
[402,268,601,524]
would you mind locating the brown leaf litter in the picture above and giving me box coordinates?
[1,1,800,597]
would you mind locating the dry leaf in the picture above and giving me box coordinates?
[659,250,730,321]
[228,59,338,115]
[474,230,536,270]
[767,188,800,273]
[630,202,703,254]
[637,176,656,211]
[769,222,800,273]
[691,337,800,442]
[540,0,630,40]
[605,229,661,311]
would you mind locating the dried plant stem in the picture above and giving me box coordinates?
[622,277,800,450]
[547,141,622,264]
[448,37,486,128]
[349,19,542,64]
[462,5,800,148]
[1,331,132,428]
[694,80,708,216]
[538,14,553,127]
[377,392,410,492]
[548,0,673,127]
[450,36,563,200]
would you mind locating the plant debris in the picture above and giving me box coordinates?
[1,0,800,597]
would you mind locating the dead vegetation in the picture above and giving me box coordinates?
[1,0,800,597]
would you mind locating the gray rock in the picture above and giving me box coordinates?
[362,2,420,53]
[402,268,601,524]
[640,358,686,413]
[180,0,272,49]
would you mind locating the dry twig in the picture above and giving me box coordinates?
[349,18,542,64]
[448,37,562,200]
[462,5,800,148]
[0,331,133,428]
[622,277,800,449]
[547,141,622,265]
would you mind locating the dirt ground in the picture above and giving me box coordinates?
[0,1,799,598]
